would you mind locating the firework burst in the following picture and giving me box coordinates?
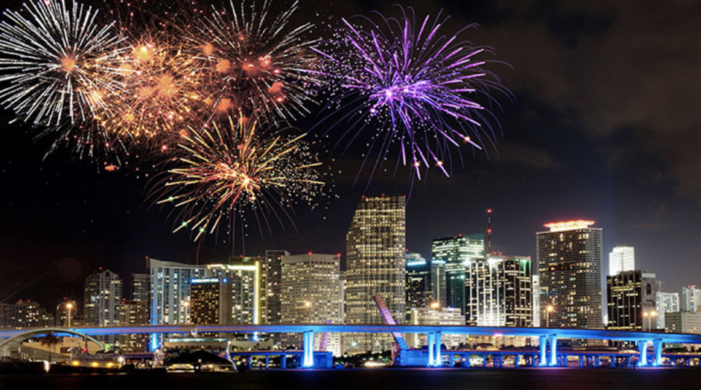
[0,0,125,127]
[157,116,324,241]
[182,0,321,125]
[314,6,508,180]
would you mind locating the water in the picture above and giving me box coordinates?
[1,368,699,390]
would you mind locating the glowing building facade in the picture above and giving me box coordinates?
[431,234,484,315]
[606,270,657,331]
[405,253,446,316]
[190,278,232,325]
[147,259,206,325]
[465,256,533,327]
[345,195,406,353]
[408,307,465,349]
[0,301,54,329]
[537,220,603,329]
[118,299,149,352]
[280,253,343,355]
[682,285,701,312]
[657,292,680,330]
[609,246,635,276]
[84,269,123,327]
[265,250,290,324]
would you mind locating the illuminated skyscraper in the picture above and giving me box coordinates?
[265,250,290,324]
[84,269,123,327]
[609,246,635,276]
[431,234,484,314]
[118,299,149,352]
[537,220,603,329]
[682,285,701,312]
[208,261,263,325]
[606,270,657,331]
[147,259,206,325]
[345,195,406,353]
[281,253,343,355]
[131,274,150,303]
[656,291,680,329]
[465,255,533,327]
[190,278,232,325]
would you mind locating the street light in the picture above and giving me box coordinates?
[546,305,554,328]
[430,302,440,310]
[66,302,73,328]
[643,310,657,331]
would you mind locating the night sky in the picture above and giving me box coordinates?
[1,0,701,311]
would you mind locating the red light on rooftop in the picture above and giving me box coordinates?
[487,209,492,213]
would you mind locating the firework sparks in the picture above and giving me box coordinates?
[182,0,321,125]
[314,6,508,180]
[157,116,324,241]
[0,0,125,127]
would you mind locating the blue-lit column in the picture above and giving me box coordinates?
[434,332,442,367]
[302,331,314,368]
[653,339,663,366]
[638,340,649,366]
[548,335,557,366]
[149,333,162,353]
[427,332,435,367]
[539,336,547,366]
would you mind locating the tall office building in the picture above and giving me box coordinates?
[606,270,657,331]
[147,259,206,325]
[405,253,431,314]
[656,292,680,330]
[682,285,701,312]
[208,261,263,325]
[265,250,290,324]
[432,234,484,314]
[190,278,232,325]
[118,299,149,352]
[131,274,150,303]
[84,269,123,327]
[609,246,635,276]
[465,255,533,327]
[345,195,406,353]
[280,253,343,355]
[537,220,603,329]
[532,275,541,327]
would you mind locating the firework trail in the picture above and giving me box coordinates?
[0,0,125,127]
[182,0,321,126]
[314,6,508,181]
[156,116,324,241]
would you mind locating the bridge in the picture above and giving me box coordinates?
[2,324,701,368]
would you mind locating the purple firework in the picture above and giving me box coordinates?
[314,6,508,181]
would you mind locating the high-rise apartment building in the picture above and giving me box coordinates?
[147,259,206,325]
[131,274,150,303]
[280,253,343,355]
[537,220,603,329]
[265,250,290,325]
[431,234,484,314]
[208,261,263,325]
[609,246,635,276]
[118,299,149,352]
[0,300,54,329]
[190,278,232,325]
[465,255,533,327]
[682,285,701,312]
[606,270,657,331]
[345,195,406,353]
[656,291,680,329]
[665,312,701,334]
[84,269,123,327]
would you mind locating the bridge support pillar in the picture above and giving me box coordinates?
[595,356,600,367]
[482,354,487,368]
[281,355,287,369]
[548,335,558,366]
[578,356,583,367]
[427,332,435,367]
[539,336,547,366]
[302,331,314,368]
[434,332,442,367]
[514,354,519,368]
[653,339,663,366]
[265,355,269,370]
[638,340,649,366]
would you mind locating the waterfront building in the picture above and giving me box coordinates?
[666,312,701,334]
[606,270,657,331]
[345,195,406,353]
[208,260,263,325]
[117,299,149,352]
[190,278,232,325]
[682,285,701,312]
[465,255,533,327]
[147,258,206,325]
[537,220,603,329]
[83,269,123,327]
[431,234,484,315]
[408,307,465,349]
[280,253,343,355]
[0,300,54,329]
[657,292,680,330]
[609,246,635,276]
[265,250,290,325]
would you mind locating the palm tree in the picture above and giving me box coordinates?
[39,333,60,363]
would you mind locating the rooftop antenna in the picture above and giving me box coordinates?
[487,208,493,255]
